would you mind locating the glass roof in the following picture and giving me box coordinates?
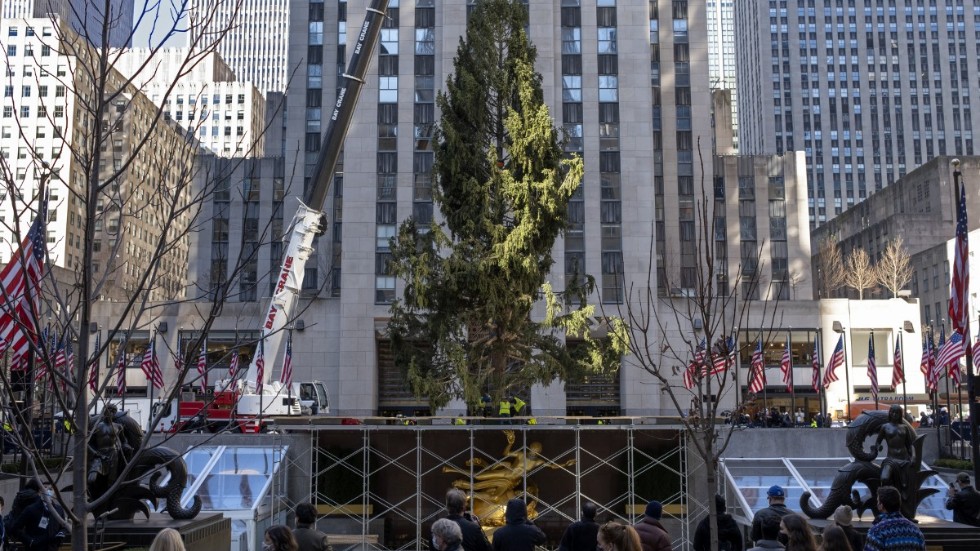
[721,457,952,522]
[178,445,288,514]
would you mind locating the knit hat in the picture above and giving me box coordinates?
[645,500,663,519]
[957,472,972,484]
[833,505,853,527]
[767,485,785,498]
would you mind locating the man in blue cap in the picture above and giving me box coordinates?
[750,485,791,545]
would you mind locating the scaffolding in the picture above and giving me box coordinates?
[306,424,697,551]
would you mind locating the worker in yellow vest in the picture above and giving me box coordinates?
[512,396,526,416]
[498,399,512,418]
[453,417,467,425]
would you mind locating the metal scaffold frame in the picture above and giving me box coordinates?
[306,424,699,551]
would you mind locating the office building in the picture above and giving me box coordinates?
[735,0,979,227]
[0,17,195,301]
[114,49,267,157]
[2,0,134,47]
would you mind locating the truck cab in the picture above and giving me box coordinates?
[296,381,329,415]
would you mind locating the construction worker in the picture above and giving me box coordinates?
[498,399,512,418]
[453,417,467,425]
[512,396,527,416]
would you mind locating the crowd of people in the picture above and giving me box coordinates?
[725,409,836,428]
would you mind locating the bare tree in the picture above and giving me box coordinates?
[815,236,846,298]
[0,2,294,548]
[605,140,783,551]
[876,237,914,298]
[844,248,877,299]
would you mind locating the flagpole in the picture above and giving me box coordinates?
[148,331,155,433]
[871,331,878,411]
[899,327,907,412]
[734,327,740,407]
[952,161,980,481]
[762,339,769,426]
[789,331,796,420]
[842,327,851,423]
[816,328,825,427]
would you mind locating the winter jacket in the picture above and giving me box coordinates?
[634,517,671,551]
[945,485,980,526]
[429,514,492,551]
[693,512,744,551]
[491,500,545,551]
[557,518,599,551]
[751,503,792,544]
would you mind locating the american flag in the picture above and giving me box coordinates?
[684,339,707,389]
[115,351,126,396]
[823,335,845,388]
[52,334,67,371]
[949,177,970,337]
[0,207,47,367]
[811,334,821,392]
[88,333,100,393]
[748,338,766,394]
[197,341,208,393]
[710,336,736,375]
[280,331,293,386]
[929,327,948,392]
[140,337,164,389]
[922,335,937,393]
[780,340,793,393]
[891,336,904,391]
[228,346,240,378]
[867,333,878,400]
[255,338,265,394]
[936,330,964,382]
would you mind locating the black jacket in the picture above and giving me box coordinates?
[693,512,743,551]
[558,518,599,551]
[492,500,545,551]
[839,524,864,551]
[945,485,980,526]
[750,503,792,544]
[9,499,65,551]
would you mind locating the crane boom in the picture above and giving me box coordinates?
[237,0,390,406]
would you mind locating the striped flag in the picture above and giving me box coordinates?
[0,206,47,366]
[115,351,126,396]
[823,335,844,388]
[255,338,265,394]
[811,334,821,392]
[748,338,766,394]
[780,340,793,393]
[949,177,970,337]
[34,325,51,382]
[891,336,904,391]
[684,339,707,389]
[197,342,208,393]
[936,330,964,383]
[88,333,100,393]
[711,336,735,375]
[228,346,240,378]
[141,338,164,389]
[52,334,67,371]
[280,331,293,386]
[867,333,878,401]
[922,335,937,393]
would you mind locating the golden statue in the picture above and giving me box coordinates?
[442,430,575,526]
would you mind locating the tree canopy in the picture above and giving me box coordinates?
[386,0,625,410]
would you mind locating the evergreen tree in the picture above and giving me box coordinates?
[387,0,626,410]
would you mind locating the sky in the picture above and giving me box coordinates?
[131,0,189,48]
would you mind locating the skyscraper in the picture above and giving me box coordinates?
[735,0,979,227]
[188,0,290,93]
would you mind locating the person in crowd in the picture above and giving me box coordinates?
[818,526,852,551]
[918,412,929,428]
[751,486,792,545]
[633,500,670,551]
[8,483,66,551]
[293,502,331,551]
[558,501,600,551]
[747,516,784,551]
[830,506,863,551]
[431,489,490,551]
[693,494,743,551]
[780,514,817,551]
[491,499,545,551]
[863,487,924,551]
[264,525,299,551]
[944,472,980,526]
[149,528,186,551]
[795,409,805,427]
[432,518,464,551]
[598,521,642,551]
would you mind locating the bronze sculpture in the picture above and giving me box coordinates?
[85,405,202,520]
[443,430,574,526]
[800,405,938,521]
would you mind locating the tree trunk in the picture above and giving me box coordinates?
[704,431,719,551]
